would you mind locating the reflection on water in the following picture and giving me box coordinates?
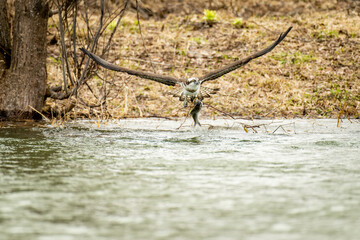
[0,119,359,240]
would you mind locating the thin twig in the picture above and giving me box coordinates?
[144,114,173,120]
[136,0,156,72]
[176,113,190,129]
[72,0,105,97]
[272,123,294,134]
[82,0,93,40]
[102,0,130,56]
[247,20,277,34]
[78,96,106,108]
[84,82,98,100]
[57,0,68,92]
[272,125,286,134]
[72,1,78,80]
[28,105,50,122]
[61,0,75,86]
[203,102,235,119]
[337,98,347,127]
[90,0,105,53]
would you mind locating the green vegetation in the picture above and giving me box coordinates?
[272,51,316,65]
[49,56,61,65]
[191,37,206,45]
[313,29,339,39]
[107,19,117,32]
[271,52,288,64]
[232,18,243,28]
[292,52,317,64]
[202,9,219,23]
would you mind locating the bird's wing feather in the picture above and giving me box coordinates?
[199,26,292,83]
[80,48,180,86]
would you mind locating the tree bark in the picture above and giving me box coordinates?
[0,0,11,83]
[0,0,49,120]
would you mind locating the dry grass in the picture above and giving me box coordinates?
[45,0,360,120]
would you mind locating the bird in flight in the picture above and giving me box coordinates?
[80,26,292,126]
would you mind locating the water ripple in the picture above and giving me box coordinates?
[0,119,359,240]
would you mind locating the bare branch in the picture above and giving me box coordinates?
[72,2,78,79]
[136,0,156,72]
[56,0,75,90]
[203,102,235,119]
[101,0,130,56]
[71,0,105,97]
[57,1,68,92]
[46,86,71,100]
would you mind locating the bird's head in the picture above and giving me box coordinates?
[186,77,200,86]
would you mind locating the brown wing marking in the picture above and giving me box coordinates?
[80,48,180,86]
[199,26,292,83]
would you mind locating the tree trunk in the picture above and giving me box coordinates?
[0,0,11,96]
[0,0,49,120]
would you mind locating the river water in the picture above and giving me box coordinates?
[0,119,359,240]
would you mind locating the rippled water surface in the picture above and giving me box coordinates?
[1,119,359,240]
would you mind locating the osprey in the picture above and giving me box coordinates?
[80,26,292,126]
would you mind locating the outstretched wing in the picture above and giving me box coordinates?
[80,48,180,86]
[199,26,292,83]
